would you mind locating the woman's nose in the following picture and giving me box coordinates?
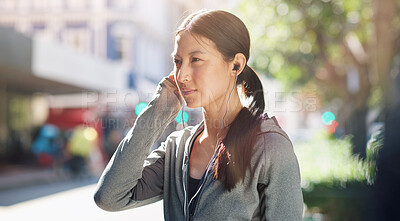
[177,65,191,84]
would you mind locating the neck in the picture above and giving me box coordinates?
[199,90,243,150]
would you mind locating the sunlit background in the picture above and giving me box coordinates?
[0,0,399,220]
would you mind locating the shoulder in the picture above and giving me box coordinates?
[253,132,294,168]
[257,115,291,142]
[254,115,293,154]
[252,116,299,183]
[260,133,294,164]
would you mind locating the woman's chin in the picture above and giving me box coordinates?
[183,99,200,109]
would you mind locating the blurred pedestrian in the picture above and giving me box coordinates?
[94,9,303,220]
[65,125,98,177]
[101,107,125,160]
[31,124,63,167]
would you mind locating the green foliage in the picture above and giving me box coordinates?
[365,128,383,184]
[302,180,374,221]
[238,0,373,92]
[294,130,380,190]
[294,130,383,219]
[367,86,383,108]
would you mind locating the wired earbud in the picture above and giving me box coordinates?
[218,64,240,140]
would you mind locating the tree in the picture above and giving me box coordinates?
[373,0,400,219]
[238,0,400,158]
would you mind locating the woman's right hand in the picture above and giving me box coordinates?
[167,71,178,87]
[166,71,182,101]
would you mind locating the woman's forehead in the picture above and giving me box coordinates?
[172,31,218,58]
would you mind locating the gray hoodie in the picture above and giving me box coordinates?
[94,77,304,220]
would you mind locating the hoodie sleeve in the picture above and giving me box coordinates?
[94,77,182,211]
[258,133,304,220]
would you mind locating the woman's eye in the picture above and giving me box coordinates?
[173,58,199,65]
[174,59,181,65]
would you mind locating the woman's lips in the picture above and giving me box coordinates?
[181,88,197,96]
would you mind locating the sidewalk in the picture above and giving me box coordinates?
[0,165,68,191]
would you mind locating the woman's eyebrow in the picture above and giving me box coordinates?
[171,50,206,58]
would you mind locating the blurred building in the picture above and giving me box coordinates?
[0,0,211,87]
[0,0,219,165]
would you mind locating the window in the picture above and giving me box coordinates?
[31,22,53,40]
[113,36,130,61]
[62,27,92,53]
[109,23,133,61]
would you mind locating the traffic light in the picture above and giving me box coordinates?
[322,111,338,133]
[321,111,335,125]
[327,120,339,133]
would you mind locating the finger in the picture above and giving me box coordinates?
[168,71,177,84]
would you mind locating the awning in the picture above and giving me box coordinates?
[0,26,130,94]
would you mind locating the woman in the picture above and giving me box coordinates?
[94,9,303,220]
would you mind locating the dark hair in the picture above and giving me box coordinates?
[176,9,265,191]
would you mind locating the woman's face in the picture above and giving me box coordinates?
[172,31,235,110]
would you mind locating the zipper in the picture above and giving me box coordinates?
[183,155,189,221]
[188,143,221,220]
[184,128,203,221]
[183,122,222,221]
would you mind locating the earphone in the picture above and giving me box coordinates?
[217,64,239,142]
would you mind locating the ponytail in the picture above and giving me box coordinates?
[238,64,265,116]
[213,64,265,191]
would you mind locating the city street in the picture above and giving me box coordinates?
[0,177,164,221]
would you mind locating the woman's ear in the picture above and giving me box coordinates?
[231,53,247,76]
